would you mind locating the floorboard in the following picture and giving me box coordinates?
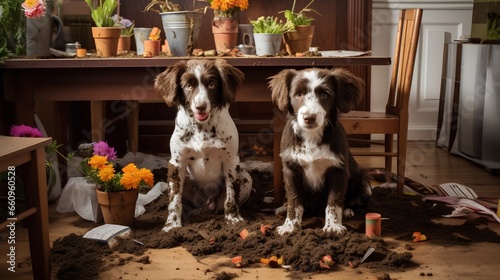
[1,141,499,279]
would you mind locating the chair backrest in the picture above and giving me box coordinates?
[386,9,423,118]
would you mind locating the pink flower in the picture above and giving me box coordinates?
[10,125,43,138]
[22,0,46,19]
[93,141,117,161]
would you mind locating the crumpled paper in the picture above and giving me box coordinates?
[56,177,169,222]
[56,152,169,222]
[422,196,500,224]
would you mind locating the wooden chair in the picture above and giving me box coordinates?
[339,9,423,196]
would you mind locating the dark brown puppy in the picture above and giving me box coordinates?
[269,67,371,235]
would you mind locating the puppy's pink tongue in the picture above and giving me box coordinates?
[195,113,208,121]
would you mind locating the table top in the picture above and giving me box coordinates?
[0,55,391,69]
[0,136,52,158]
[0,136,52,170]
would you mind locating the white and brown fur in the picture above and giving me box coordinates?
[269,67,371,235]
[154,59,252,232]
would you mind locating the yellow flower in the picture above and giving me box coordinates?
[88,155,109,170]
[23,0,40,9]
[98,165,115,182]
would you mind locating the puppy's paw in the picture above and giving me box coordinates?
[162,221,181,232]
[225,213,244,224]
[322,223,347,235]
[276,218,298,235]
[343,208,355,218]
[277,225,293,235]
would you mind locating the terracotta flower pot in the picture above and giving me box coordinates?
[92,27,122,58]
[283,25,315,55]
[212,16,239,53]
[96,188,138,226]
[143,40,161,57]
[118,35,132,54]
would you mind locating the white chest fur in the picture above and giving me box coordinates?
[281,132,344,191]
[170,106,239,184]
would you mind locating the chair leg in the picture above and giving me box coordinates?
[397,136,408,196]
[384,134,393,185]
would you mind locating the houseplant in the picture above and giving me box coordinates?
[0,0,25,61]
[112,14,135,54]
[250,16,291,56]
[281,0,320,55]
[144,0,203,56]
[84,141,154,226]
[207,0,249,53]
[84,0,121,57]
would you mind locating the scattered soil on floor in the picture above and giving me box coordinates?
[50,169,500,279]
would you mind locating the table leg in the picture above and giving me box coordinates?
[24,147,51,279]
[90,101,105,142]
[127,101,139,153]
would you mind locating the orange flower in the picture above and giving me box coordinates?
[86,152,154,192]
[88,155,109,170]
[98,165,115,182]
[137,168,154,187]
[209,0,248,14]
[122,163,139,173]
[120,172,141,190]
[119,164,154,190]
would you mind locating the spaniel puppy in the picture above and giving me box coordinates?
[154,59,252,232]
[269,67,372,235]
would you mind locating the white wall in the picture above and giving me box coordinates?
[371,0,473,140]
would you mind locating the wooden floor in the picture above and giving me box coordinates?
[353,141,500,198]
[1,141,500,279]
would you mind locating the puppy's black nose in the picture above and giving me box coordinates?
[195,103,207,112]
[303,114,316,124]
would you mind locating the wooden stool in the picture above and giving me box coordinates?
[0,136,52,280]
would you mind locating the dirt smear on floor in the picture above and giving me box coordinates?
[50,170,500,279]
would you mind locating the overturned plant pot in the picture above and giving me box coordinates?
[283,25,315,55]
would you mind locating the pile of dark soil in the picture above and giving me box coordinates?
[50,169,500,279]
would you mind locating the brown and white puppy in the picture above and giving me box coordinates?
[269,67,371,235]
[154,59,252,232]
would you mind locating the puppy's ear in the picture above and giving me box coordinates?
[331,68,365,113]
[154,61,187,107]
[215,59,245,106]
[268,69,297,112]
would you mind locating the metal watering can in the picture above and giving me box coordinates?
[26,0,64,58]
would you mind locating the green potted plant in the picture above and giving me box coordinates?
[143,0,204,56]
[84,0,121,57]
[250,16,291,56]
[281,0,320,55]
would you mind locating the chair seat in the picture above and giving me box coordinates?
[339,111,399,134]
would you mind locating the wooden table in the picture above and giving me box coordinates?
[0,136,52,280]
[1,56,390,202]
